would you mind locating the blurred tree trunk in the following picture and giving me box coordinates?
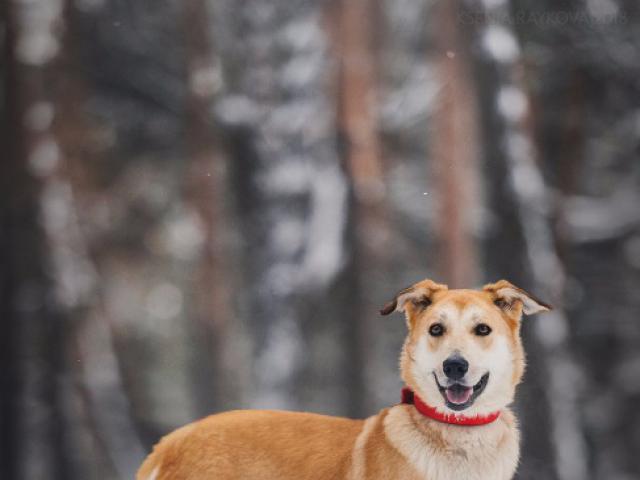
[430,0,480,288]
[2,1,639,479]
[0,6,19,479]
[56,1,209,473]
[1,1,77,478]
[471,2,589,479]
[54,6,154,479]
[332,0,388,415]
[515,2,640,477]
[181,0,238,417]
[213,0,351,413]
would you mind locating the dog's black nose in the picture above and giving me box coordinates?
[443,356,469,380]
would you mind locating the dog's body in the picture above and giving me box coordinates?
[138,279,550,480]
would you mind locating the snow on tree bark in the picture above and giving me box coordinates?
[211,0,350,410]
[2,1,640,478]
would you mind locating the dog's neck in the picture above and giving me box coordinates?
[384,403,519,480]
[401,387,501,426]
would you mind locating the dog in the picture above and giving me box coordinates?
[137,278,550,480]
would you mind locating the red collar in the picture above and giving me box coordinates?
[401,387,500,426]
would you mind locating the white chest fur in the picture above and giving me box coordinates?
[383,405,520,480]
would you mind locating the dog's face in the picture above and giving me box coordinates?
[381,279,550,416]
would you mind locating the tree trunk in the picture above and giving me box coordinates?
[213,0,351,412]
[471,2,589,479]
[430,0,480,288]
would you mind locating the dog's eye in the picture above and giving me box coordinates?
[429,323,444,337]
[494,299,509,309]
[474,323,492,336]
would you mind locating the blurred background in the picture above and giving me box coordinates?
[2,0,640,479]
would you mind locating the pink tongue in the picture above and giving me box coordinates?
[446,387,473,404]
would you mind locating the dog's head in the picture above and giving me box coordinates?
[381,279,551,416]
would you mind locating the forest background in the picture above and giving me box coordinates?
[2,0,640,479]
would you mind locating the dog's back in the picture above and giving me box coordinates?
[137,410,363,480]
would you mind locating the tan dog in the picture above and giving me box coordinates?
[137,279,550,480]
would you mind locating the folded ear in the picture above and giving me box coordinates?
[483,279,552,315]
[380,279,448,316]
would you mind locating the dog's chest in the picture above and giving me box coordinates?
[383,406,519,480]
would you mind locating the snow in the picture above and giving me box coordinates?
[497,86,528,123]
[14,0,63,65]
[146,283,184,321]
[381,65,438,129]
[24,102,54,131]
[482,0,507,7]
[482,25,519,63]
[279,15,323,51]
[216,95,260,126]
[40,179,97,308]
[299,163,349,289]
[267,101,320,137]
[159,209,206,261]
[258,158,310,194]
[252,317,304,409]
[29,137,60,177]
[189,65,223,97]
[534,310,569,349]
[587,0,619,20]
[280,54,324,90]
[562,188,640,243]
[270,219,306,257]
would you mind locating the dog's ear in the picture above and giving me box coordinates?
[380,279,448,316]
[483,280,552,315]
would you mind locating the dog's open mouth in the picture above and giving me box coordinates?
[434,372,489,411]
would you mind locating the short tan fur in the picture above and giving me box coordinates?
[138,279,550,480]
